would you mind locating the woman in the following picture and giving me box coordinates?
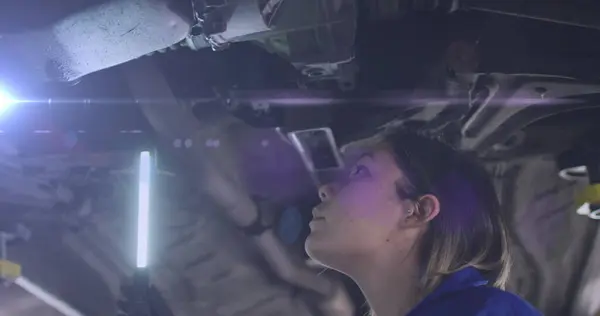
[305,128,541,316]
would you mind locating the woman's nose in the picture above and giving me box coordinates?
[318,183,337,201]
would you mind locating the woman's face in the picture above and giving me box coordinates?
[305,139,414,264]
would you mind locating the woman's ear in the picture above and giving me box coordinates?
[405,194,440,226]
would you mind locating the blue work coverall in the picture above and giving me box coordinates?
[407,267,543,316]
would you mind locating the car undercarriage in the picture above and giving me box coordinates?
[2,1,600,315]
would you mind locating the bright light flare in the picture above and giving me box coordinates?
[0,88,16,115]
[136,151,151,268]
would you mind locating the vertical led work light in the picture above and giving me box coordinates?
[137,151,151,269]
[129,150,152,316]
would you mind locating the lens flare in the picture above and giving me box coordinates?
[0,88,16,115]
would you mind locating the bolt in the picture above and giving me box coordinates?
[534,87,547,99]
[251,102,270,111]
[306,68,325,77]
[173,139,182,148]
[261,140,269,147]
[184,139,193,148]
[205,139,220,148]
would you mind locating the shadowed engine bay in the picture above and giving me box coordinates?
[2,1,600,315]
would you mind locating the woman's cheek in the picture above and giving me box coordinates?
[338,183,385,219]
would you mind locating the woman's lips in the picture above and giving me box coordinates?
[310,207,327,229]
[309,216,326,229]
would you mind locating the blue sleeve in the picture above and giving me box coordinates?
[475,291,543,316]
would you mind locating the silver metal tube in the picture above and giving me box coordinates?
[14,276,85,316]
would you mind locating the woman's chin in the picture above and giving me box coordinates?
[305,231,335,260]
[304,232,323,259]
[305,233,345,272]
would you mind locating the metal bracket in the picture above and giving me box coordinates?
[191,0,231,50]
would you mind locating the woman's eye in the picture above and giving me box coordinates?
[349,165,370,178]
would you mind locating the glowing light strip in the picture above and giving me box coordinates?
[15,276,85,316]
[136,151,151,268]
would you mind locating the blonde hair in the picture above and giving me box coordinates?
[382,129,512,294]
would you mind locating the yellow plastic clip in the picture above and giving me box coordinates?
[0,259,22,281]
[576,184,600,207]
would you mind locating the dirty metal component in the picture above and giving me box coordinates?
[459,74,600,152]
[556,134,600,219]
[1,0,355,83]
[501,159,596,315]
[225,89,451,144]
[187,0,357,82]
[0,104,150,209]
[0,0,192,84]
[0,158,67,208]
[0,137,78,209]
